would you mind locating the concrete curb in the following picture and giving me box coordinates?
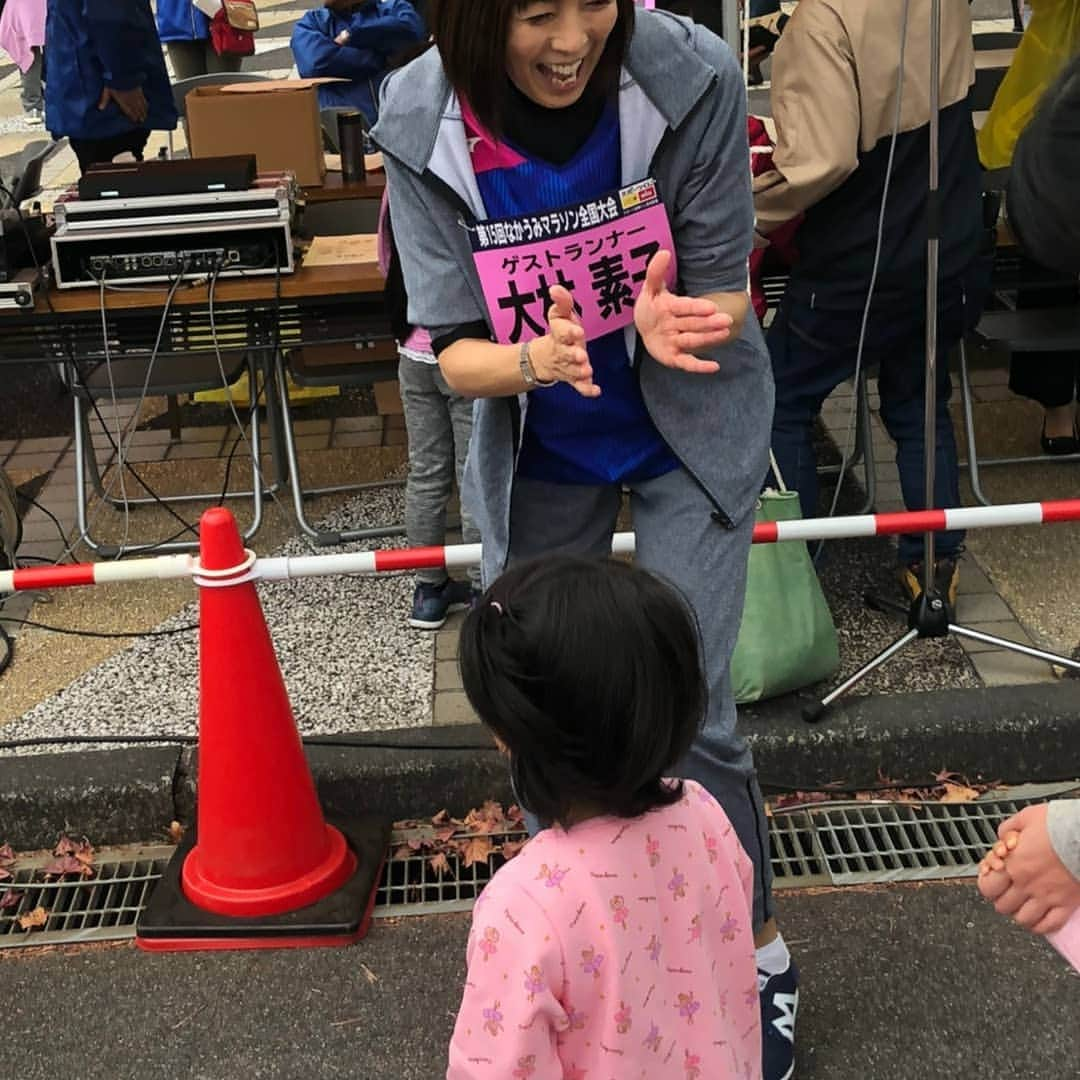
[2,682,1079,850]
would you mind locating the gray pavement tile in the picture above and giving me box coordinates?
[956,592,1015,623]
[332,430,383,449]
[5,450,62,473]
[956,620,1033,653]
[0,440,19,457]
[292,418,333,435]
[18,436,71,452]
[18,519,70,544]
[435,659,462,692]
[433,690,476,727]
[872,481,904,506]
[333,415,383,433]
[127,429,175,447]
[118,444,170,464]
[166,442,225,460]
[16,541,67,563]
[958,558,996,595]
[39,478,78,500]
[969,649,1057,686]
[436,629,460,662]
[293,433,331,451]
[178,425,228,444]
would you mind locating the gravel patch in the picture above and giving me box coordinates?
[0,486,438,755]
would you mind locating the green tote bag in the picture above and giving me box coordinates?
[729,455,840,704]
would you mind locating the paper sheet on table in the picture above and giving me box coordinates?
[303,234,378,267]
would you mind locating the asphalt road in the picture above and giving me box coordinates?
[1,879,1076,1080]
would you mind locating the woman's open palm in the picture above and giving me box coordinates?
[633,250,732,373]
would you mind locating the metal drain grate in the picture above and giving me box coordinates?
[769,782,1080,890]
[1,787,1076,946]
[0,845,172,949]
[375,827,522,918]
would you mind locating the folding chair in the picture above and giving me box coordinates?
[1,138,66,209]
[272,304,405,545]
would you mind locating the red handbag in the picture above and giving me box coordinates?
[210,0,258,57]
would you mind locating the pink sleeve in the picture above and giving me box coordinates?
[376,188,392,278]
[447,881,566,1080]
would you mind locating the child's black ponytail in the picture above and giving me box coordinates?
[459,557,708,827]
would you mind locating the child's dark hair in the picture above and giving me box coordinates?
[459,556,706,826]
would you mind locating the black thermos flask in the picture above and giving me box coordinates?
[338,111,367,182]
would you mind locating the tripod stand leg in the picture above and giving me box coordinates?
[948,625,1080,673]
[804,627,921,722]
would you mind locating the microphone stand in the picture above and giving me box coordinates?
[804,0,1080,722]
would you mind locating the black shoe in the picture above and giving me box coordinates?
[899,556,959,608]
[760,958,799,1080]
[408,578,473,630]
[1040,420,1079,457]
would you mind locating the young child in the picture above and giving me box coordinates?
[377,193,482,629]
[448,556,762,1079]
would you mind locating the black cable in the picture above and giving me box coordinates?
[19,493,70,555]
[78,371,199,541]
[217,428,247,508]
[0,615,197,639]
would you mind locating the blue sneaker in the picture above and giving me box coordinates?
[760,958,799,1080]
[408,578,473,630]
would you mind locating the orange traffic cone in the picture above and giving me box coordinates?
[137,508,388,951]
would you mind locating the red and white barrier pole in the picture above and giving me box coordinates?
[2,499,1079,595]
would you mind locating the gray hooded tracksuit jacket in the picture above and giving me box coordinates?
[372,9,774,585]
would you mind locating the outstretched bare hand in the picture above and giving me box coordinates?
[633,250,731,374]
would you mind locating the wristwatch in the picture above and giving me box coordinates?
[519,340,557,389]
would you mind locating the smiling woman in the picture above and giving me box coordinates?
[372,4,794,1072]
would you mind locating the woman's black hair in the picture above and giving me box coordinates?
[459,556,707,827]
[429,0,637,139]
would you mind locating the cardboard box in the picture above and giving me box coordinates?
[373,379,404,416]
[185,80,326,187]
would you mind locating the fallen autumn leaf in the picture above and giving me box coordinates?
[18,906,48,930]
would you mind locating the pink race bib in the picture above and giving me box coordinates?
[469,179,676,346]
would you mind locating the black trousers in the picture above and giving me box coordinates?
[69,129,151,176]
[1008,256,1080,410]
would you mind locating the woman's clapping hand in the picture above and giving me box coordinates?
[532,286,602,399]
[633,250,732,374]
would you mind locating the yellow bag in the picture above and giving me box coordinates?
[977,0,1080,169]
